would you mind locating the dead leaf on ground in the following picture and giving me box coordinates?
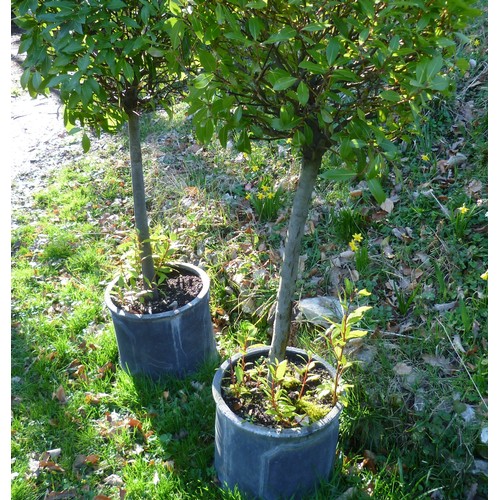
[434,301,457,312]
[360,450,377,473]
[96,361,115,378]
[39,459,65,473]
[44,489,79,499]
[422,354,453,373]
[103,474,124,486]
[127,417,143,431]
[466,179,483,197]
[164,460,175,472]
[53,385,68,404]
[380,197,395,214]
[446,153,467,168]
[44,449,62,460]
[394,362,413,376]
[84,392,110,405]
[392,226,413,241]
[452,335,466,354]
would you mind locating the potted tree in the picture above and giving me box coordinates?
[184,0,479,497]
[13,0,218,378]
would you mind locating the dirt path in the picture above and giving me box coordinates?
[10,31,87,221]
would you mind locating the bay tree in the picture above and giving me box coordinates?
[13,0,191,297]
[184,0,479,362]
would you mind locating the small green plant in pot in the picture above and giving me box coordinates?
[14,0,218,378]
[224,282,372,427]
[183,0,479,496]
[213,282,371,498]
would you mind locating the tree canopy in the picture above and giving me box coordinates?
[186,0,479,198]
[15,0,191,149]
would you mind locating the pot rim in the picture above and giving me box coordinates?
[104,261,210,320]
[212,346,343,437]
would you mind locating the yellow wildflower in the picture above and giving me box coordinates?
[352,233,363,243]
[458,204,469,215]
[473,39,480,47]
[480,271,488,281]
[252,166,259,172]
[421,154,430,161]
[262,185,270,192]
[257,192,265,200]
[349,240,359,252]
[267,193,274,199]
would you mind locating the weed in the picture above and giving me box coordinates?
[329,207,368,245]
[246,175,285,222]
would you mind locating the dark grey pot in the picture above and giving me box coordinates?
[212,346,342,500]
[105,262,218,379]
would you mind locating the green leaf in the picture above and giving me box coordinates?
[275,360,288,381]
[147,47,164,58]
[140,5,150,25]
[351,139,367,149]
[82,132,91,153]
[321,169,357,182]
[332,69,359,82]
[32,71,42,91]
[169,0,182,16]
[20,68,31,89]
[320,108,333,123]
[246,0,267,8]
[292,129,306,147]
[193,73,214,89]
[326,39,341,65]
[107,0,127,10]
[367,178,386,204]
[264,27,297,44]
[426,55,443,80]
[299,60,327,74]
[429,75,449,91]
[122,61,135,84]
[197,49,217,72]
[436,37,455,48]
[347,306,372,325]
[388,35,400,53]
[248,17,263,40]
[380,90,401,102]
[273,76,297,91]
[345,329,369,340]
[301,22,331,32]
[358,0,375,18]
[297,81,309,105]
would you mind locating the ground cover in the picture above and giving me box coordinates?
[11,6,487,499]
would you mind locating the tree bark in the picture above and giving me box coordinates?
[268,144,325,363]
[127,109,156,294]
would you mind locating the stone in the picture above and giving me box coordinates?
[296,296,344,327]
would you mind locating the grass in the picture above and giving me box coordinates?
[11,8,488,500]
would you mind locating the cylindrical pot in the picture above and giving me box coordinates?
[105,262,218,379]
[212,346,342,500]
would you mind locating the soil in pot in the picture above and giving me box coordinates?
[221,350,337,429]
[110,266,203,315]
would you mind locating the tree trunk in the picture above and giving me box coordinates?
[127,109,157,294]
[268,144,325,363]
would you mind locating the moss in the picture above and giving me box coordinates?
[296,398,330,423]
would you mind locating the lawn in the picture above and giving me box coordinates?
[11,7,487,500]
